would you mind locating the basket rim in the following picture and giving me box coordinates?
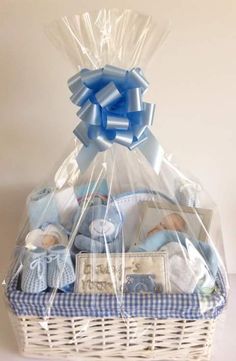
[5,270,227,320]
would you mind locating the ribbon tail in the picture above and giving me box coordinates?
[76,143,98,173]
[138,129,164,175]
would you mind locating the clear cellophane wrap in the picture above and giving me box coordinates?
[4,9,229,352]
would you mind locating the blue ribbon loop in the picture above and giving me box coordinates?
[68,65,163,173]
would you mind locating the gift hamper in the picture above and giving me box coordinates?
[3,9,229,361]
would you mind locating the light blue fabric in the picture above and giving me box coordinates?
[74,203,124,252]
[74,234,124,253]
[21,245,75,293]
[27,187,59,229]
[74,179,108,199]
[47,245,75,289]
[40,222,70,239]
[21,247,47,293]
[8,271,227,319]
[129,230,219,278]
[78,205,122,242]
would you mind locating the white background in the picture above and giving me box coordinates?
[0,2,236,359]
[0,0,235,274]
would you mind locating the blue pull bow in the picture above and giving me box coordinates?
[68,65,163,173]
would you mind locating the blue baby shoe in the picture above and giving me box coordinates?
[21,247,47,293]
[47,245,75,289]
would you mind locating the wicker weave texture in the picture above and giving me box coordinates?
[9,312,216,361]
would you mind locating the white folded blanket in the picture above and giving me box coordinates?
[160,240,215,293]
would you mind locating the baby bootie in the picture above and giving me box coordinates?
[47,245,75,289]
[21,247,47,293]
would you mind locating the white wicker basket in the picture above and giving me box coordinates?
[9,312,216,361]
[6,192,226,360]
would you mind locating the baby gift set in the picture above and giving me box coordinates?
[3,9,228,361]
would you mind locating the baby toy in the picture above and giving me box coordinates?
[74,203,123,253]
[25,224,68,250]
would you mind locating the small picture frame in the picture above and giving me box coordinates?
[136,202,212,244]
[74,252,170,294]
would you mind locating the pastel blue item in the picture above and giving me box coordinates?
[79,205,121,241]
[9,271,226,319]
[68,65,163,173]
[74,204,123,253]
[74,179,108,199]
[130,230,218,278]
[175,180,201,208]
[47,245,75,289]
[124,274,160,293]
[21,247,47,293]
[75,234,124,253]
[27,187,59,229]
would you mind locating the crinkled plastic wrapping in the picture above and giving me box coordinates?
[4,8,229,358]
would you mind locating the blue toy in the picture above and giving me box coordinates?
[74,204,123,253]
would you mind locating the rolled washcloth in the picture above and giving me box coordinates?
[27,187,59,229]
[27,186,79,230]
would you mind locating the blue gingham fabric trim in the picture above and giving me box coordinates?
[5,271,227,320]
